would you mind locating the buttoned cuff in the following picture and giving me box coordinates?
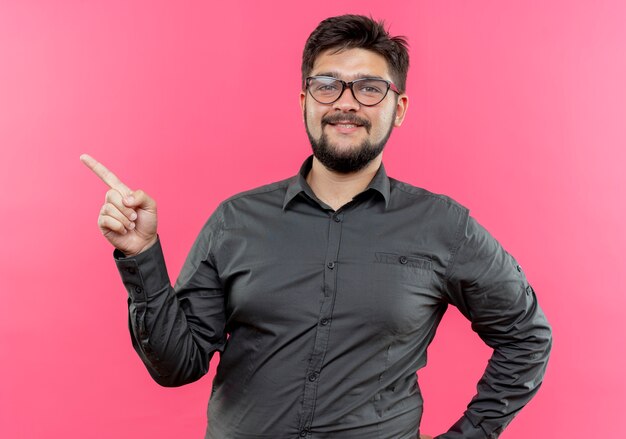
[114,238,170,302]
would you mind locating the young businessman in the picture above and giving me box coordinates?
[82,14,551,439]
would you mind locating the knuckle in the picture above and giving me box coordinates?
[105,188,119,202]
[101,203,117,216]
[99,217,117,232]
[109,219,124,233]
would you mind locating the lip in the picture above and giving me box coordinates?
[327,122,364,134]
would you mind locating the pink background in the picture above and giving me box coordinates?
[1,1,624,437]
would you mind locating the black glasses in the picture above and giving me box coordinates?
[306,76,400,107]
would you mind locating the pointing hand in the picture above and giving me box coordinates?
[80,154,158,256]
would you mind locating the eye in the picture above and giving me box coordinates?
[317,83,340,92]
[356,81,384,95]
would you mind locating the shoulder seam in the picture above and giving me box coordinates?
[390,180,468,213]
[220,177,294,206]
[444,209,470,284]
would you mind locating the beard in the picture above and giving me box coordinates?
[304,106,395,174]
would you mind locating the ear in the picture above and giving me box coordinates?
[299,91,306,122]
[393,94,409,127]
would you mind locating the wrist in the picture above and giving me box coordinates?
[124,235,158,257]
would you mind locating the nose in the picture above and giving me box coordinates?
[332,85,361,112]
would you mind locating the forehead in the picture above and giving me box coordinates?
[311,48,391,81]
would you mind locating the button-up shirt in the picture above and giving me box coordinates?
[115,156,552,439]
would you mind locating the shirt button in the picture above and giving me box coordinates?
[399,256,408,264]
[320,318,330,326]
[308,372,318,382]
[327,261,335,269]
[333,215,341,222]
[135,286,143,294]
[299,430,308,437]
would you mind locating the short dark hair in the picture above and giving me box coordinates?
[302,15,410,93]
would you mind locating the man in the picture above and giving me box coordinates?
[82,15,551,439]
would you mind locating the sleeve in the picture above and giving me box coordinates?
[114,208,227,387]
[436,214,552,439]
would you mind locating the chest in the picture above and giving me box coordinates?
[214,206,451,336]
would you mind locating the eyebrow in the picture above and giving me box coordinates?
[314,71,385,81]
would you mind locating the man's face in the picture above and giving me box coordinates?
[300,48,409,173]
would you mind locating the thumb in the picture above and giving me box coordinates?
[123,189,157,211]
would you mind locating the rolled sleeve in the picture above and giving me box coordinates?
[440,215,552,438]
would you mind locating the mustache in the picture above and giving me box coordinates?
[321,114,371,131]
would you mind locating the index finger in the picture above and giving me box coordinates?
[80,154,132,196]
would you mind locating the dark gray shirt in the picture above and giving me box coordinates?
[115,156,551,439]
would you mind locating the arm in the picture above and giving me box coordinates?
[81,154,226,387]
[438,215,552,439]
[116,217,227,387]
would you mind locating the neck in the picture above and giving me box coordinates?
[306,155,382,211]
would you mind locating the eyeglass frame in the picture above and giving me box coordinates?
[305,75,401,107]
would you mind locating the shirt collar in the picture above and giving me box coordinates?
[283,155,391,210]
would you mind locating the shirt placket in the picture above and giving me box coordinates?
[298,210,344,438]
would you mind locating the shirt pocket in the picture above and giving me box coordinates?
[373,252,433,287]
[368,252,441,335]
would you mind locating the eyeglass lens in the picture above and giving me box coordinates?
[308,77,390,106]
